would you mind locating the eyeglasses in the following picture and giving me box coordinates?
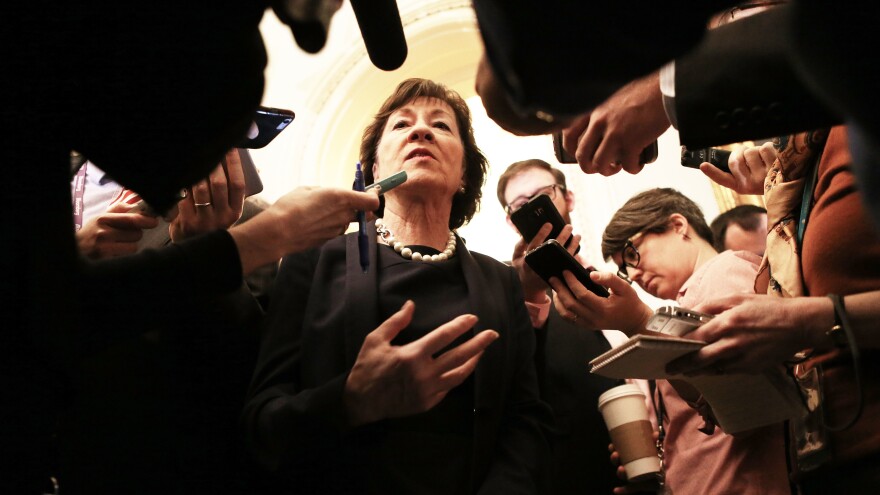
[616,232,645,282]
[505,184,563,214]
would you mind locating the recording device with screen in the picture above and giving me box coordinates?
[645,306,714,336]
[553,131,659,166]
[680,146,731,173]
[236,106,295,149]
[525,240,609,298]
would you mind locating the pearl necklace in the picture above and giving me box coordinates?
[375,219,457,262]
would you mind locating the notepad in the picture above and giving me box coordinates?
[589,334,706,380]
[590,334,806,434]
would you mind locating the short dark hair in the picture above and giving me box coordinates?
[359,78,488,230]
[495,159,568,210]
[601,188,714,260]
[710,204,767,251]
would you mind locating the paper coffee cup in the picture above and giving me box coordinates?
[597,384,661,482]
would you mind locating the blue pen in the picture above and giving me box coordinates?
[353,162,369,273]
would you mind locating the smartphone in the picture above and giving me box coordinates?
[235,148,263,196]
[365,170,407,194]
[681,146,731,173]
[552,131,659,166]
[645,306,714,336]
[525,239,609,298]
[509,193,578,253]
[236,106,295,149]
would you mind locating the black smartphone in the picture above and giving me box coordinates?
[235,148,263,196]
[553,131,659,166]
[236,106,296,149]
[525,239,609,297]
[509,193,579,253]
[680,146,731,173]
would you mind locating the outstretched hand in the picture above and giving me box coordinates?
[561,71,670,176]
[550,270,653,335]
[512,223,581,303]
[666,293,831,376]
[229,186,380,275]
[343,300,499,427]
[76,201,159,259]
[699,141,777,195]
[170,149,246,242]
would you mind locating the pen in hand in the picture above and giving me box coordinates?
[354,162,369,273]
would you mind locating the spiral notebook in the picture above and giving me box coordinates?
[590,333,806,433]
[589,334,706,380]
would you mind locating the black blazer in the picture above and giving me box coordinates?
[675,5,840,148]
[244,225,553,494]
[535,303,620,495]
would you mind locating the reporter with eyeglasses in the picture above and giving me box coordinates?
[551,188,791,495]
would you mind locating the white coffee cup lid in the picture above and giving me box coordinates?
[597,383,645,411]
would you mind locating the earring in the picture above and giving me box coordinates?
[458,184,466,193]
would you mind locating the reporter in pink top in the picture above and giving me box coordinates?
[552,188,791,495]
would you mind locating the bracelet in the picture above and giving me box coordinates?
[821,294,864,432]
[826,294,849,348]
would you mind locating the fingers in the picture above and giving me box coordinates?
[208,162,230,211]
[561,114,589,159]
[566,234,582,256]
[591,270,631,296]
[576,120,604,174]
[692,294,744,316]
[436,350,485,390]
[370,300,416,342]
[344,189,382,212]
[757,141,778,166]
[417,314,480,356]
[593,139,640,176]
[191,175,213,208]
[511,237,529,262]
[225,149,246,214]
[101,213,159,231]
[699,162,737,190]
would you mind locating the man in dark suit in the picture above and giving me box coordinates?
[59,153,277,494]
[2,3,381,492]
[497,159,622,495]
[475,2,880,226]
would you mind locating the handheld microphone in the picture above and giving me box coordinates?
[349,0,408,71]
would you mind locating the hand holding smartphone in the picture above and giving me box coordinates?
[510,194,579,254]
[525,239,609,298]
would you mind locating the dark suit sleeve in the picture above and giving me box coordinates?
[472,0,726,118]
[674,5,840,147]
[478,266,554,494]
[242,249,354,474]
[65,230,245,357]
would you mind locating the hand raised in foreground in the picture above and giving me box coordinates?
[344,300,499,427]
[76,201,159,259]
[229,186,380,275]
